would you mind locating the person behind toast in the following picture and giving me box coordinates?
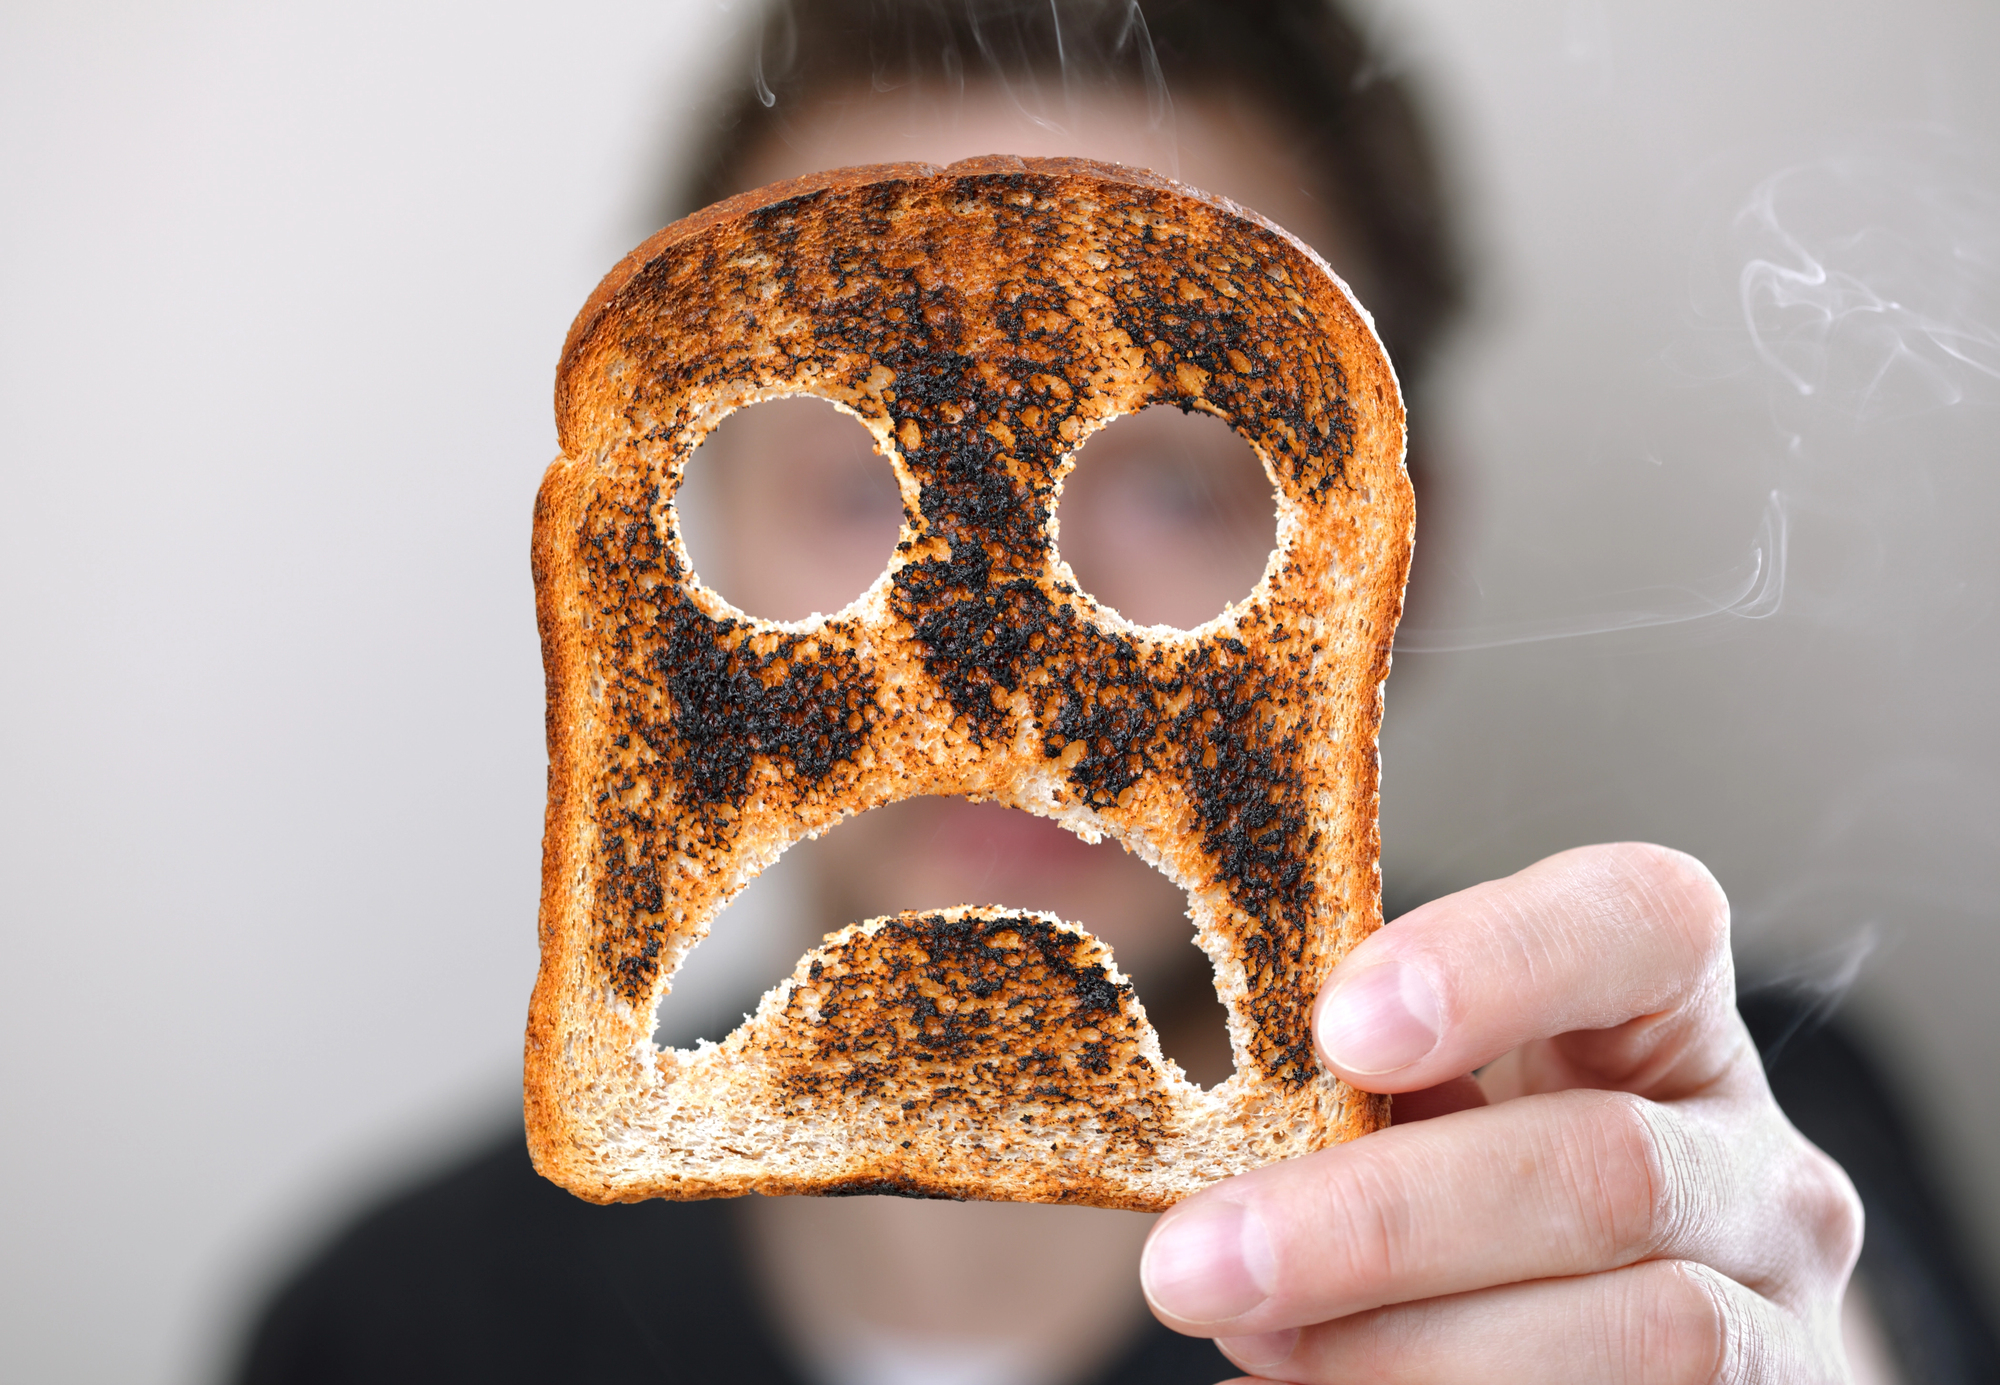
[231,3,1997,1382]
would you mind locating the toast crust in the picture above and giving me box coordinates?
[529,156,1411,1210]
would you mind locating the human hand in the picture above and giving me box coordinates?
[1140,843,1863,1382]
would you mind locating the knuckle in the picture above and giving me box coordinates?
[1795,1140,1865,1277]
[1327,1147,1416,1286]
[1579,1090,1680,1256]
[1263,1143,1414,1305]
[1624,1260,1817,1385]
[1627,1260,1735,1385]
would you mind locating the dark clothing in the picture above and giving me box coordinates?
[231,1134,1229,1385]
[235,994,1997,1384]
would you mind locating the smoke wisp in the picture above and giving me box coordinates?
[1399,128,1998,655]
[1395,489,1788,653]
[1738,139,2000,416]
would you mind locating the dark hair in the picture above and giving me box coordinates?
[670,0,1466,385]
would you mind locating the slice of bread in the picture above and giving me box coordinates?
[529,156,1411,1211]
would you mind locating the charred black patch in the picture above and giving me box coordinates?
[820,1175,963,1200]
[577,482,879,1001]
[773,911,1163,1147]
[1106,263,1356,499]
[1169,648,1321,1087]
[649,617,873,809]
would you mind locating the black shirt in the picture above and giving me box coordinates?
[234,993,1998,1384]
[232,1132,1232,1385]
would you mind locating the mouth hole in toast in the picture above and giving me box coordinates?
[652,795,1236,1089]
[1052,405,1278,630]
[676,394,905,624]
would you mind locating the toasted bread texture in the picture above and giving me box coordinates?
[528,156,1411,1211]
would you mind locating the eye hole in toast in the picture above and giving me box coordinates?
[1053,405,1278,630]
[653,795,1237,1089]
[676,395,904,623]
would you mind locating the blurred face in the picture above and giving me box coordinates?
[681,87,1349,1084]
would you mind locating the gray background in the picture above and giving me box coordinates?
[3,1,1996,1380]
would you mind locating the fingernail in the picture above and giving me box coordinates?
[1140,1201,1273,1324]
[1316,960,1442,1075]
[1217,1328,1299,1369]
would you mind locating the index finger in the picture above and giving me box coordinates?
[1313,842,1740,1100]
